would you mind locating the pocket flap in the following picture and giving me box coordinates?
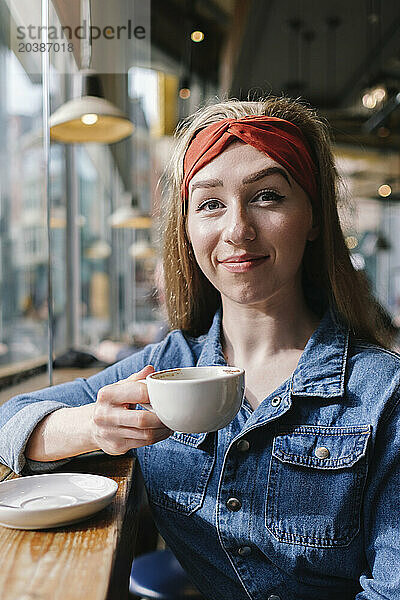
[171,431,209,447]
[272,425,371,469]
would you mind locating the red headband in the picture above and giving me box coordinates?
[181,115,318,206]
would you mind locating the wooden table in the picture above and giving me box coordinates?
[0,367,144,600]
[0,453,142,600]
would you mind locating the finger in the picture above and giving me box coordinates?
[123,426,173,442]
[134,382,152,404]
[98,380,150,406]
[125,366,154,404]
[125,364,155,382]
[108,365,155,405]
[124,430,173,449]
[111,408,168,429]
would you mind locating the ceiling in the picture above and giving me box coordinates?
[151,0,400,148]
[230,0,400,147]
[151,0,235,84]
[6,0,399,149]
[232,0,400,107]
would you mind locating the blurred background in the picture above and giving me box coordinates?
[1,0,400,380]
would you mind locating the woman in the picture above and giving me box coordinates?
[1,97,399,600]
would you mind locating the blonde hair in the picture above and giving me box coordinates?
[162,96,392,347]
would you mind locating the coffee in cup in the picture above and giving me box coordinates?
[143,366,245,433]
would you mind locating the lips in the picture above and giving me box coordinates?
[219,254,267,263]
[218,254,269,273]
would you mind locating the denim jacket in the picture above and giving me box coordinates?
[0,308,400,600]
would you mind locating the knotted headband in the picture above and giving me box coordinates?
[181,115,318,206]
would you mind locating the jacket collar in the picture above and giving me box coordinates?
[197,305,349,398]
[197,307,227,367]
[290,307,349,397]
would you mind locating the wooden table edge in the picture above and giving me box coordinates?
[106,458,144,600]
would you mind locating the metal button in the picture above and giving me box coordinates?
[237,545,252,556]
[237,439,250,452]
[271,396,282,407]
[226,497,242,511]
[268,595,281,600]
[315,446,330,459]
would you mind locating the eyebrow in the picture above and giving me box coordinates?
[190,166,292,192]
[243,166,292,187]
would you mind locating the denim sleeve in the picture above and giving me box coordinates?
[357,380,400,599]
[0,343,159,475]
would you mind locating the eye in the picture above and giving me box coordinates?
[196,199,224,212]
[253,190,285,203]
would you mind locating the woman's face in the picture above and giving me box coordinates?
[186,141,319,309]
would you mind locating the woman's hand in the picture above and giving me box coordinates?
[91,365,173,455]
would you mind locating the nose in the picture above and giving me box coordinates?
[221,205,256,245]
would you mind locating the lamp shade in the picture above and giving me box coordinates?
[84,239,112,259]
[108,205,152,229]
[50,96,134,143]
[128,240,157,259]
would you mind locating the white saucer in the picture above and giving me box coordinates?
[0,473,118,530]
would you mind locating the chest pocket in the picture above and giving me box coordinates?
[140,431,216,515]
[265,425,371,548]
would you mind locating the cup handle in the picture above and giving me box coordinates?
[137,379,156,413]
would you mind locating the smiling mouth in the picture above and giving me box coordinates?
[219,256,269,272]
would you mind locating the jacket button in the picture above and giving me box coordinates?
[238,545,252,556]
[315,446,330,459]
[236,439,250,452]
[226,497,242,511]
[271,396,281,407]
[268,596,281,600]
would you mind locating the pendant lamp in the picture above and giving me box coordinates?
[109,207,152,229]
[50,70,134,143]
[128,239,157,259]
[84,239,112,260]
[108,194,152,229]
[50,0,133,143]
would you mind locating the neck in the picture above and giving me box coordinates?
[221,289,320,366]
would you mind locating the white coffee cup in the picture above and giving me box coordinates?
[142,366,245,433]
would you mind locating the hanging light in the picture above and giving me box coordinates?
[109,207,152,229]
[363,92,400,133]
[50,70,134,144]
[84,239,112,260]
[128,239,157,259]
[345,235,358,250]
[378,184,392,197]
[49,0,133,144]
[361,84,387,110]
[179,76,191,100]
[81,113,98,125]
[191,31,204,42]
[108,194,152,229]
[49,207,86,229]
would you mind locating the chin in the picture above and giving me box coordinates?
[221,288,270,307]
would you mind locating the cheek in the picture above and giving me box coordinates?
[187,219,218,262]
[267,213,312,259]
